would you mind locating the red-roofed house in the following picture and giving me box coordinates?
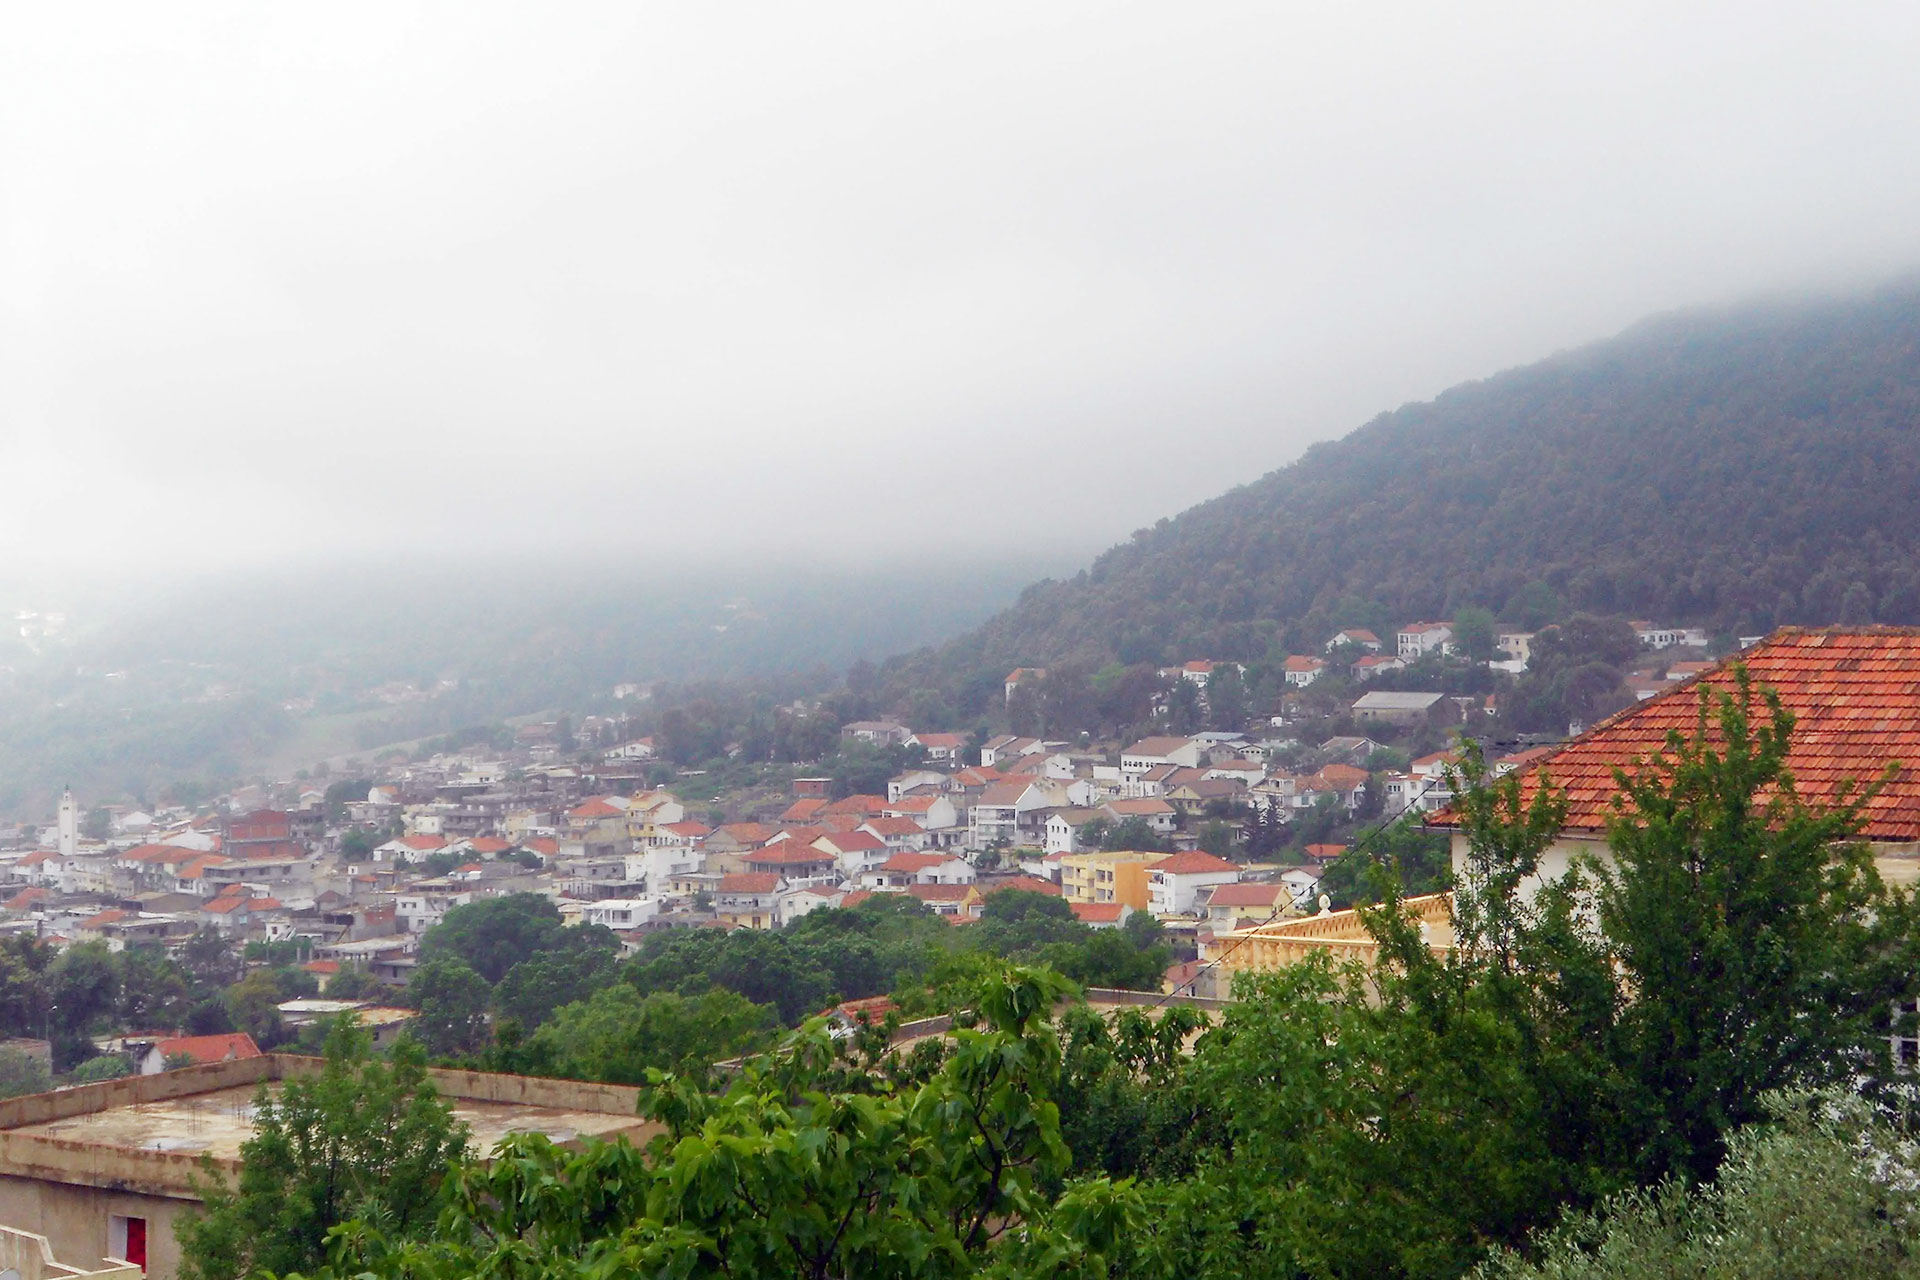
[1283,655,1328,687]
[905,883,983,918]
[822,794,887,819]
[810,829,890,876]
[980,875,1062,899]
[1203,880,1294,924]
[1069,901,1132,929]
[140,1032,262,1075]
[859,815,932,853]
[1326,628,1384,653]
[860,851,976,891]
[1429,628,1920,897]
[1146,851,1241,917]
[1097,797,1178,835]
[714,873,784,929]
[780,797,829,824]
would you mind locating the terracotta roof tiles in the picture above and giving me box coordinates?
[1432,628,1920,841]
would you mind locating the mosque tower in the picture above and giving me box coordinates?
[56,786,77,859]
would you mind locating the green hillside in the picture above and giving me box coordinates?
[883,282,1920,701]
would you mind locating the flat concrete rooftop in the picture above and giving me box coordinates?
[0,1055,659,1199]
[6,1084,639,1162]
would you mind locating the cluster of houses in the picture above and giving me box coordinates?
[0,618,1730,1018]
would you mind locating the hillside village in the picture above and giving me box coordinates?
[0,617,1742,1062]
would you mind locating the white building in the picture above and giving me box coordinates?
[1146,851,1241,917]
[1396,622,1454,660]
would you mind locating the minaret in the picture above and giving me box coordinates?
[56,787,77,858]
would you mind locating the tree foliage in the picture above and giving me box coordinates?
[176,1018,469,1280]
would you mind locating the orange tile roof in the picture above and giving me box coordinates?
[982,875,1061,897]
[154,1032,262,1066]
[1432,628,1920,841]
[1207,881,1291,907]
[822,794,887,816]
[906,883,976,903]
[1070,902,1127,923]
[1148,851,1238,875]
[718,872,782,894]
[780,799,829,822]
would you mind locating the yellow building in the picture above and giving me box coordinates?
[1199,892,1454,990]
[1058,850,1160,911]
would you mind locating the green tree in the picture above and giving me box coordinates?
[511,985,774,1083]
[179,928,244,993]
[0,1046,49,1098]
[406,958,491,1057]
[49,942,120,1067]
[1452,606,1498,662]
[1589,672,1920,1183]
[175,1018,469,1280]
[116,946,192,1030]
[1100,817,1168,852]
[1479,1091,1920,1280]
[67,1054,132,1083]
[223,971,285,1048]
[1205,664,1251,732]
[419,894,568,985]
[493,945,619,1032]
[1197,819,1238,858]
[323,964,380,1001]
[327,968,1082,1280]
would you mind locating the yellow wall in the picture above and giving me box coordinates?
[1060,851,1156,910]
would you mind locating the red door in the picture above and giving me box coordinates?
[125,1216,146,1269]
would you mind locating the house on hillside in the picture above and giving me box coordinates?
[1146,851,1240,917]
[1283,656,1328,687]
[1396,622,1454,660]
[1326,628,1384,653]
[1351,691,1450,727]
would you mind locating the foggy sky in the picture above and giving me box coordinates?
[6,3,1920,577]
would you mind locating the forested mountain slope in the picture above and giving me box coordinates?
[887,283,1920,697]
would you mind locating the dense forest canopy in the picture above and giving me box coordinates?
[883,284,1920,696]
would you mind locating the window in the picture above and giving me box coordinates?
[109,1215,147,1268]
[1894,999,1920,1069]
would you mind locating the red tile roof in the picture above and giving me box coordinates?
[1432,628,1920,841]
[1070,902,1127,923]
[469,837,510,854]
[154,1032,262,1066]
[569,798,625,819]
[718,872,782,894]
[1207,882,1291,907]
[878,852,948,872]
[982,875,1062,896]
[822,794,887,816]
[861,816,924,837]
[888,796,943,813]
[814,830,885,854]
[1303,843,1348,862]
[839,890,875,909]
[780,799,829,823]
[906,883,975,903]
[1148,851,1238,875]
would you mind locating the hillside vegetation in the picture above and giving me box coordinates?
[883,284,1920,699]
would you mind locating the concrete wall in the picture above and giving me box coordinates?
[0,1056,659,1280]
[0,1176,187,1279]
